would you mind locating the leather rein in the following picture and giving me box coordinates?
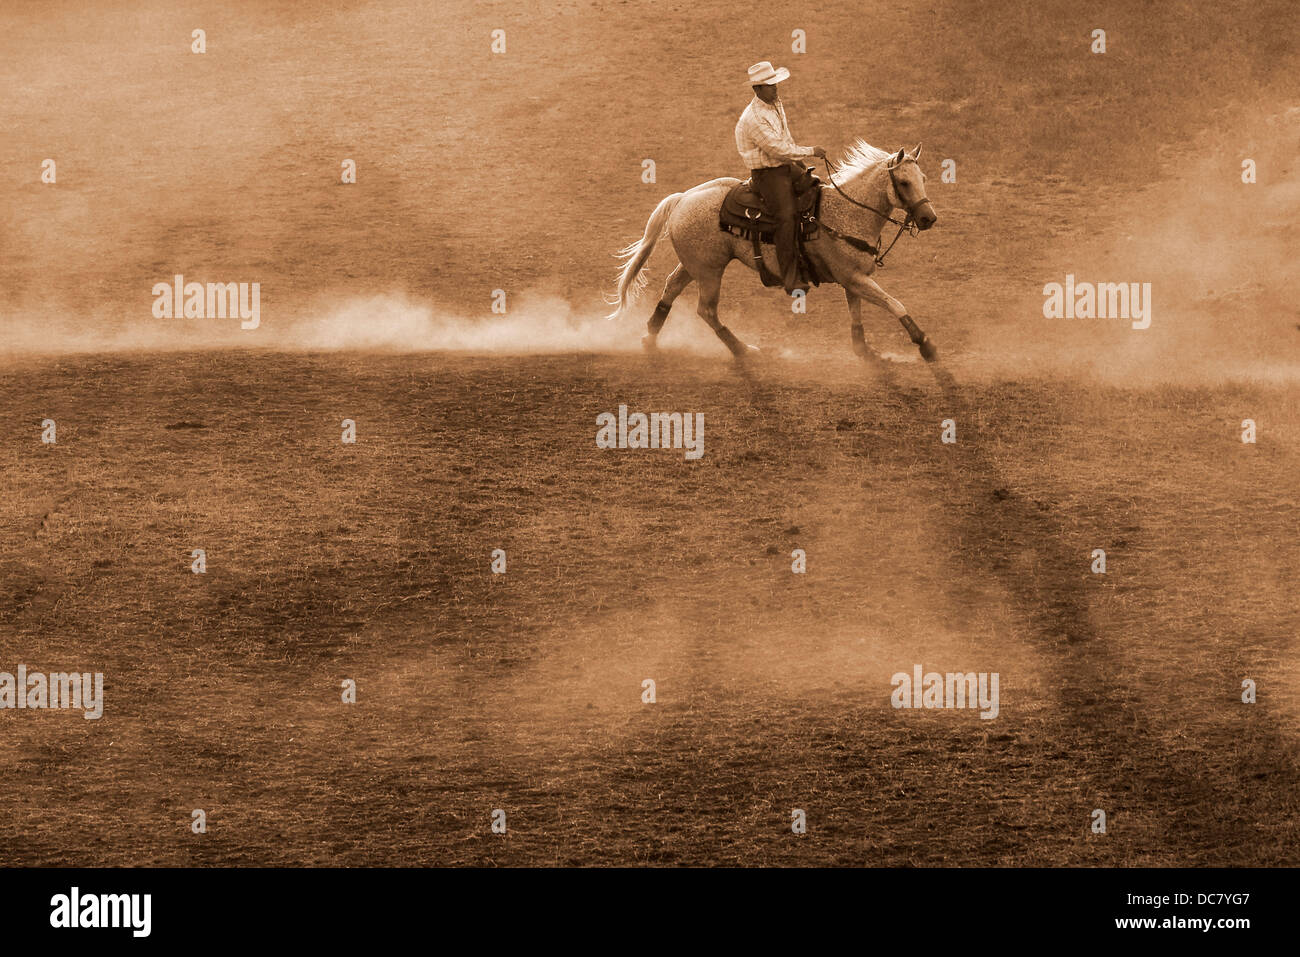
[818,157,922,268]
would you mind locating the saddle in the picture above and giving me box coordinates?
[719,163,825,288]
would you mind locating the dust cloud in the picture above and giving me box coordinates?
[961,107,1300,387]
[0,289,726,359]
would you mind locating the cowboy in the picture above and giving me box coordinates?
[734,60,827,294]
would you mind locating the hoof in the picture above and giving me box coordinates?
[898,315,937,362]
[717,325,755,359]
[641,334,658,352]
[854,339,884,363]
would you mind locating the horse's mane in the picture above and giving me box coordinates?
[836,140,895,178]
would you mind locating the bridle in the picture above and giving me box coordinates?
[818,156,925,268]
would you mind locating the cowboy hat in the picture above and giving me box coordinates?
[747,61,790,85]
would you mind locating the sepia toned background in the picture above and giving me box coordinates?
[1,0,1298,865]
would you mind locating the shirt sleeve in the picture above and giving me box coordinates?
[752,112,814,162]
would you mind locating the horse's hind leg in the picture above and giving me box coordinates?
[695,269,756,359]
[643,262,693,350]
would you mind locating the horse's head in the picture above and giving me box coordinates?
[886,144,937,230]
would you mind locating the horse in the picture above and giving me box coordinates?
[605,141,939,362]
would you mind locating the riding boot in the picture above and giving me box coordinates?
[775,218,809,294]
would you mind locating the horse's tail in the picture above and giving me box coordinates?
[604,191,683,319]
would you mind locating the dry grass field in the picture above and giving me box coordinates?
[1,0,1298,866]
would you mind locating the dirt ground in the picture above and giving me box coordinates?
[1,0,1298,865]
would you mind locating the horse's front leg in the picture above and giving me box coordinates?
[845,289,874,359]
[846,273,938,362]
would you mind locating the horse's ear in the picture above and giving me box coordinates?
[912,143,923,160]
[893,148,905,167]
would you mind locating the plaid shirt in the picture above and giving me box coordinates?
[734,95,815,169]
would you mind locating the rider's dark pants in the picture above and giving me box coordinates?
[750,163,801,292]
